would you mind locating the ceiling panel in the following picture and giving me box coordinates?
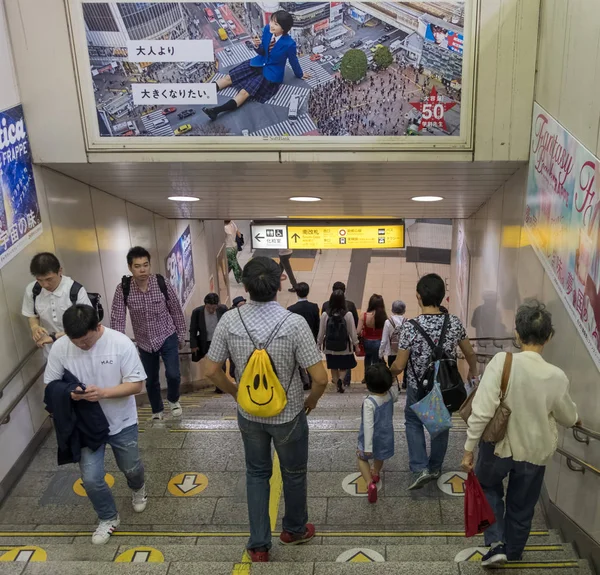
[44,161,524,220]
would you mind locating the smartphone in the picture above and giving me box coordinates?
[73,382,87,394]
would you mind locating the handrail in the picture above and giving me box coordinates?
[573,425,600,444]
[0,363,46,426]
[556,447,600,477]
[0,347,39,399]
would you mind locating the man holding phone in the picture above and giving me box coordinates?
[44,304,147,545]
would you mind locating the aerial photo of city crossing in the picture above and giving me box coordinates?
[83,1,465,138]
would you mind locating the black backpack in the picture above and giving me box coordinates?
[408,315,466,413]
[121,274,168,307]
[32,281,104,322]
[326,312,349,352]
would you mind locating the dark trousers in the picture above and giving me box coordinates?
[139,332,180,414]
[279,253,298,288]
[476,441,546,560]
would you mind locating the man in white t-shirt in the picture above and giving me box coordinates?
[44,304,147,545]
[224,220,242,283]
[22,252,92,356]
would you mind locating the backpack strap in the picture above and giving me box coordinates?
[32,282,42,315]
[438,314,451,347]
[69,281,82,306]
[156,274,169,301]
[500,352,513,400]
[121,276,132,307]
[408,319,437,351]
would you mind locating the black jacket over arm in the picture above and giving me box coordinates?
[288,300,320,341]
[189,304,228,361]
[44,370,109,465]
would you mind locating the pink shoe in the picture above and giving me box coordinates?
[371,474,380,484]
[368,481,378,503]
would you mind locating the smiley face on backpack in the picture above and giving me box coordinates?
[248,373,275,406]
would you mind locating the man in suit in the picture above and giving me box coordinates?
[321,281,359,386]
[190,293,228,393]
[288,282,320,390]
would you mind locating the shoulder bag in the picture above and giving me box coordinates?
[459,352,513,444]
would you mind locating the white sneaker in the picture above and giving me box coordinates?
[92,515,120,545]
[168,401,183,418]
[151,411,164,421]
[132,485,147,513]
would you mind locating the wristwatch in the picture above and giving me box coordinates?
[49,332,57,342]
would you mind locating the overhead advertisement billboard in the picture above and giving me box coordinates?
[69,0,474,150]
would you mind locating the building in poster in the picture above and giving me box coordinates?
[77,1,466,140]
[165,226,195,307]
[0,104,43,269]
[525,103,600,369]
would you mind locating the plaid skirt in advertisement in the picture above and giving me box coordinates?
[229,61,280,103]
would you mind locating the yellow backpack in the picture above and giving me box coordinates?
[236,310,294,418]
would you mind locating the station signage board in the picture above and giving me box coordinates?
[251,220,404,250]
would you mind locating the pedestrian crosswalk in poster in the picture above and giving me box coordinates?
[0,104,43,269]
[72,1,472,146]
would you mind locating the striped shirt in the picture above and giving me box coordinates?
[110,275,186,353]
[207,300,322,424]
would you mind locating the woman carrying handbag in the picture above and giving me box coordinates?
[461,301,580,568]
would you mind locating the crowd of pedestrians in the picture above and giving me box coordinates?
[25,248,580,568]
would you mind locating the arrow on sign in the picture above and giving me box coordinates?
[254,234,264,242]
[176,474,201,493]
[291,233,300,243]
[444,474,466,494]
[348,475,369,495]
[467,551,485,562]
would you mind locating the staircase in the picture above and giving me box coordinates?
[0,385,592,574]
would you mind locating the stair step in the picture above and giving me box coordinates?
[0,560,590,574]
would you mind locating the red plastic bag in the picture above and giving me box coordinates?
[464,471,496,537]
[355,339,365,358]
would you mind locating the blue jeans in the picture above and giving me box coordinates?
[404,384,449,473]
[237,410,309,551]
[139,332,181,414]
[476,441,545,560]
[363,339,382,370]
[79,424,144,521]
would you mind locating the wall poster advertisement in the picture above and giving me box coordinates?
[0,104,43,269]
[165,225,195,307]
[71,0,473,148]
[525,102,600,370]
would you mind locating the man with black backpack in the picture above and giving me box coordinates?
[110,247,186,421]
[22,253,93,356]
[391,274,477,491]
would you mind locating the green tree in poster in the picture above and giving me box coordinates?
[340,49,368,83]
[374,46,393,70]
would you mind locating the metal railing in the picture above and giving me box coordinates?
[556,447,600,477]
[0,363,46,426]
[0,346,39,399]
[572,424,600,444]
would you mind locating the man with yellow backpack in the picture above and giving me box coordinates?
[204,257,328,563]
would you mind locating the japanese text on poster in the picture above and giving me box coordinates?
[131,83,217,106]
[165,226,195,307]
[0,104,43,269]
[525,102,600,369]
[126,40,214,63]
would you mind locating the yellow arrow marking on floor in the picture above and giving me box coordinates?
[73,474,114,497]
[348,475,369,495]
[349,551,374,563]
[444,474,466,494]
[467,550,484,562]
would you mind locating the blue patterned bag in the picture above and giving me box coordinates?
[410,379,453,438]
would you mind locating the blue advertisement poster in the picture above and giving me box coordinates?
[0,104,42,269]
[165,225,195,307]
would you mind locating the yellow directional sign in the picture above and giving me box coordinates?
[115,547,164,563]
[348,475,369,495]
[342,472,381,497]
[444,474,466,494]
[168,473,208,497]
[288,224,404,250]
[336,548,385,563]
[437,471,467,496]
[0,546,47,562]
[73,474,114,497]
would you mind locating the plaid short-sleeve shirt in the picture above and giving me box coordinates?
[207,300,323,425]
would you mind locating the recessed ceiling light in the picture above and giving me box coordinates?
[411,196,444,202]
[289,196,322,202]
[168,196,200,202]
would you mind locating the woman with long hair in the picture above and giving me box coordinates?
[317,290,359,394]
[203,10,309,121]
[358,294,388,374]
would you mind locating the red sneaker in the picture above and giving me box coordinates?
[247,549,269,562]
[279,523,316,545]
[371,474,380,484]
[368,481,378,503]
